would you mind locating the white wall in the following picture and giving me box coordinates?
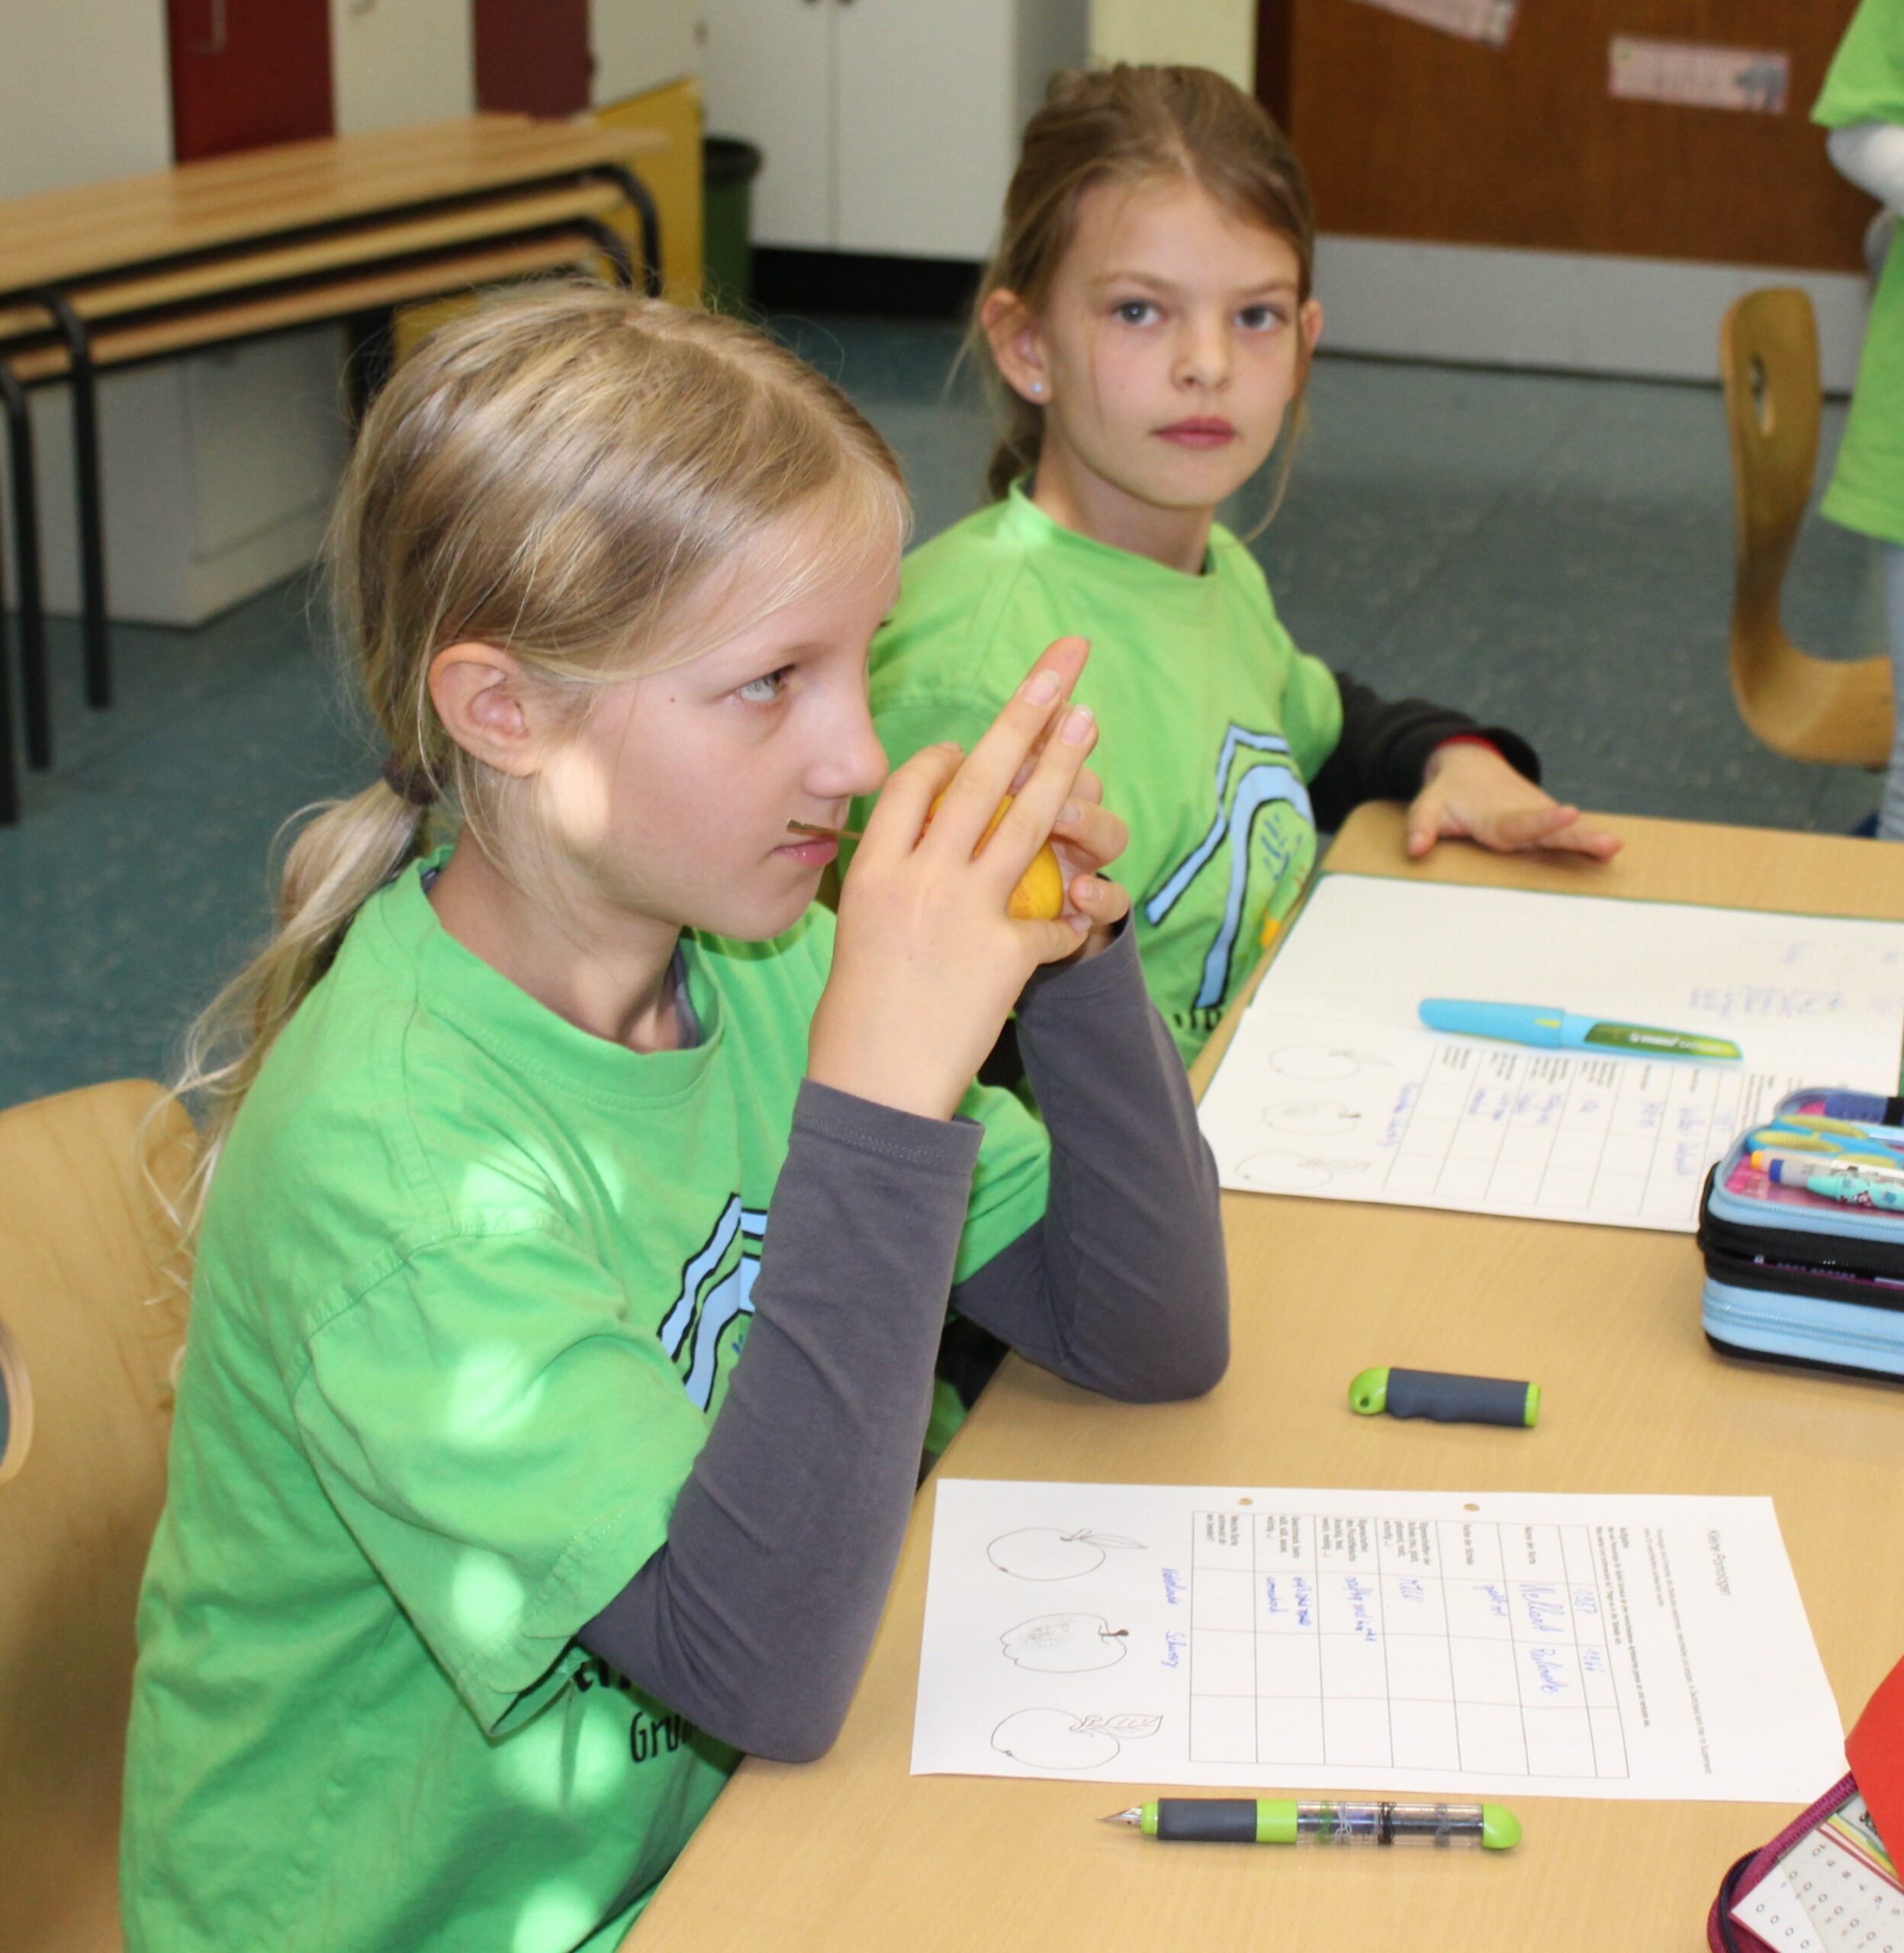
[1089,0,1254,91]
[594,0,699,104]
[0,0,170,196]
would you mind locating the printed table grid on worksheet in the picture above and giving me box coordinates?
[1187,1511,1629,1780]
[1381,1040,1778,1225]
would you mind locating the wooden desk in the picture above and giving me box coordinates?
[629,807,1904,1952]
[0,115,664,825]
[0,115,660,297]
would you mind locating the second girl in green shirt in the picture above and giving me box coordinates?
[864,64,1621,1063]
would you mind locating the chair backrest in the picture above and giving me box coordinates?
[0,1081,193,1953]
[1719,285,1822,643]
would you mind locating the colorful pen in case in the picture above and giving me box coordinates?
[1751,1148,1904,1186]
[1102,1798,1522,1849]
[1418,999,1741,1061]
[1750,1123,1904,1163]
[1775,1112,1904,1147]
[1763,1162,1904,1211]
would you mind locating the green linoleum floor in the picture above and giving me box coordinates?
[0,324,1890,1110]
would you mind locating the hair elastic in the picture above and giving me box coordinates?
[379,754,439,808]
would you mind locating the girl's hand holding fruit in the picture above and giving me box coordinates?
[810,636,1129,1121]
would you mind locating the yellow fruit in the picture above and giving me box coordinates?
[928,792,1066,921]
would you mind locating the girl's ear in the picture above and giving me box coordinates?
[427,642,542,778]
[1300,296,1324,362]
[980,288,1050,404]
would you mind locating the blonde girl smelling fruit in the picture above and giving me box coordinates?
[863,65,1620,1064]
[120,288,1227,1953]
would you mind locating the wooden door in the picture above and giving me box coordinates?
[699,0,835,249]
[166,0,334,163]
[472,0,591,119]
[1259,0,1872,272]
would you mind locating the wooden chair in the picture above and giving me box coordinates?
[0,1080,195,1953]
[1719,287,1893,766]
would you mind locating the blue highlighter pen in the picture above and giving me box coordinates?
[1419,999,1741,1061]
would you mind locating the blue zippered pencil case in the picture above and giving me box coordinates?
[1697,1089,1904,1385]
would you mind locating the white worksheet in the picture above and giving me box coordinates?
[914,1481,1844,1803]
[1198,875,1904,1233]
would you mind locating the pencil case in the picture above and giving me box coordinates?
[1697,1101,1904,1383]
[1708,1649,1904,1952]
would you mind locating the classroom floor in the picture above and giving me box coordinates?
[0,320,1887,1112]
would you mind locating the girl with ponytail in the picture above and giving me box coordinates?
[123,285,1227,1952]
[864,64,1620,1066]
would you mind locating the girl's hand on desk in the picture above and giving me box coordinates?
[1405,742,1623,864]
[811,636,1110,1120]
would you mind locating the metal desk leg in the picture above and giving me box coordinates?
[580,217,636,289]
[30,291,109,711]
[0,356,50,774]
[593,165,664,298]
[0,470,16,825]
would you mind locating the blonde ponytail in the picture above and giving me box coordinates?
[162,781,429,1244]
[159,282,905,1257]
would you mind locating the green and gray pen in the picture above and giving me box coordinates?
[1102,1798,1522,1849]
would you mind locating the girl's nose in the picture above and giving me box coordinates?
[811,701,890,803]
[1174,321,1231,391]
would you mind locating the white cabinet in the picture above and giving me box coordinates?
[700,0,1088,260]
[330,0,476,137]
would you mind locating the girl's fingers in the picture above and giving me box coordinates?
[1021,915,1092,965]
[857,740,964,865]
[1051,795,1127,873]
[986,703,1098,877]
[1541,816,1623,861]
[1404,789,1447,857]
[1483,802,1580,851]
[926,638,1089,856]
[1067,871,1130,927]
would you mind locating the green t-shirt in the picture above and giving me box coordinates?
[121,854,1047,1953]
[1816,0,1904,543]
[859,484,1343,1063]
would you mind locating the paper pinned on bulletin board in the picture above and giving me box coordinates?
[1609,36,1790,115]
[1351,0,1518,50]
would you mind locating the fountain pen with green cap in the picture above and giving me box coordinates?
[1102,1798,1523,1848]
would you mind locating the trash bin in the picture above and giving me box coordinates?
[703,136,764,313]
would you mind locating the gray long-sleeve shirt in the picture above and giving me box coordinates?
[578,919,1227,1760]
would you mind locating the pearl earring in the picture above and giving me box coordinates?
[1030,381,1044,396]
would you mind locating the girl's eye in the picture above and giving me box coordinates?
[1238,304,1288,332]
[1112,299,1159,326]
[735,667,793,705]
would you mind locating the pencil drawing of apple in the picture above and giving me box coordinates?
[999,1614,1129,1672]
[986,1527,1145,1581]
[990,1707,1163,1771]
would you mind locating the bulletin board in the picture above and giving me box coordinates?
[1256,0,1874,272]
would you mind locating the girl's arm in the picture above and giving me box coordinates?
[1309,671,1539,832]
[944,919,1227,1404]
[580,1078,986,1763]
